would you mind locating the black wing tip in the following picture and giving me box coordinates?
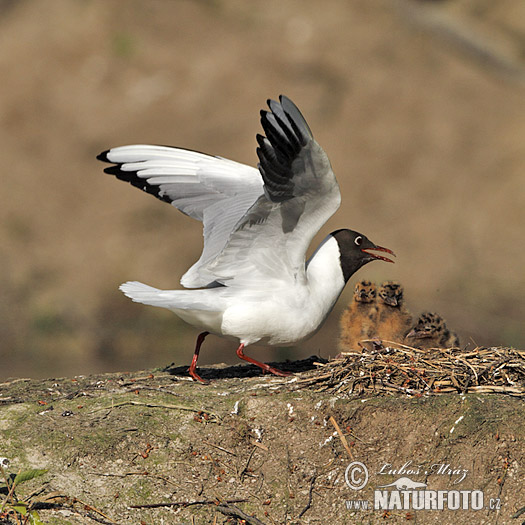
[97,146,176,205]
[97,149,111,162]
[257,95,314,202]
[265,95,312,142]
[103,165,123,176]
[255,133,268,147]
[103,163,173,205]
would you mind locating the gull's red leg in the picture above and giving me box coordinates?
[236,343,291,377]
[189,331,210,384]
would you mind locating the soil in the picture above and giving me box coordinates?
[0,360,523,524]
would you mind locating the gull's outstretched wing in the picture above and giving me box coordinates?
[98,146,264,288]
[205,95,341,288]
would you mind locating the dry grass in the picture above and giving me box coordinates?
[295,343,525,397]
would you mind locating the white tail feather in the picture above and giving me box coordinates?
[119,281,166,306]
[119,281,228,312]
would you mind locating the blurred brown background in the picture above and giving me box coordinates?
[1,0,524,380]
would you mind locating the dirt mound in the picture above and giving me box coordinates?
[0,362,523,524]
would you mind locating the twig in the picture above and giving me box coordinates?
[511,505,525,519]
[251,440,269,451]
[129,498,246,509]
[361,339,426,353]
[124,385,182,397]
[215,503,267,525]
[90,401,218,418]
[71,497,117,524]
[203,441,237,456]
[328,416,354,460]
[239,447,257,481]
[381,381,417,395]
[4,468,21,507]
[297,473,317,519]
[457,357,479,384]
[91,471,181,487]
[0,378,31,387]
[469,385,524,395]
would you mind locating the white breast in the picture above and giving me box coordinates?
[221,235,346,346]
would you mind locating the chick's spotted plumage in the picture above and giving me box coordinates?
[375,281,413,343]
[339,280,379,351]
[406,312,460,349]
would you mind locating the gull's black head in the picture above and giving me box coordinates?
[331,229,395,283]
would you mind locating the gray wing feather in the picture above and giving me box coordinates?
[206,95,341,287]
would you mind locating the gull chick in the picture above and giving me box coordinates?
[339,280,378,352]
[98,96,395,382]
[375,281,413,343]
[406,312,460,349]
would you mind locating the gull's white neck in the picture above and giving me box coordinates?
[305,234,346,320]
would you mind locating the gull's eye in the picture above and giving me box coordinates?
[354,236,363,246]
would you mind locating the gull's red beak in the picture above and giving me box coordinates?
[361,245,396,263]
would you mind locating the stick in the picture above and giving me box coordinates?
[203,441,237,456]
[328,416,354,460]
[297,473,317,518]
[239,448,256,480]
[71,498,117,524]
[215,503,267,525]
[92,471,180,487]
[4,468,21,506]
[251,440,269,451]
[90,401,217,418]
[360,339,426,353]
[511,505,525,519]
[129,498,246,509]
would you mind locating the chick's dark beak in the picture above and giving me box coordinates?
[406,328,430,339]
[383,296,398,307]
[361,245,396,264]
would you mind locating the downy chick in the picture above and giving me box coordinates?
[405,311,460,349]
[339,280,378,352]
[375,281,413,343]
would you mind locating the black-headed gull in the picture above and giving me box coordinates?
[98,95,394,383]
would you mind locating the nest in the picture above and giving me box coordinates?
[294,341,525,397]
